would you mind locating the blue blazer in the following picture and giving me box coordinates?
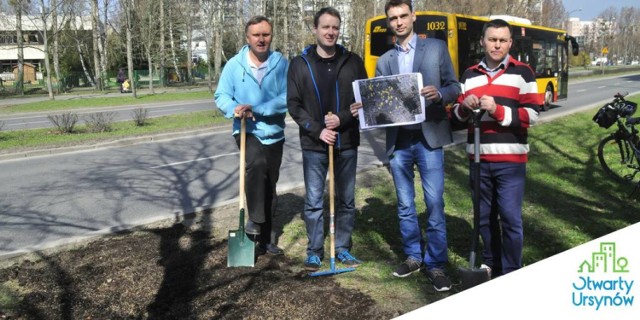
[375,36,461,157]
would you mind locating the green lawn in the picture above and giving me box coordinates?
[280,96,640,312]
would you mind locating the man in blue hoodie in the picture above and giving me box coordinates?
[215,16,288,256]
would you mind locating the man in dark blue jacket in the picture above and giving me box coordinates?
[287,7,367,272]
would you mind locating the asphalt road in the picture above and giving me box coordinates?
[0,74,639,261]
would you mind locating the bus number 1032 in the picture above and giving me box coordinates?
[426,21,446,31]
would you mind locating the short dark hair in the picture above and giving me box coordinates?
[313,7,341,28]
[482,19,512,38]
[245,15,272,35]
[384,0,412,16]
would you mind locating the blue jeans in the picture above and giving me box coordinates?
[302,148,357,258]
[389,132,447,269]
[470,162,526,275]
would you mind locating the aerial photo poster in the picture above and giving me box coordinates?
[352,72,425,130]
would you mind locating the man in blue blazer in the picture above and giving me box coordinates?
[362,0,460,292]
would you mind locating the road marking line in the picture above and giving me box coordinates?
[577,89,587,92]
[149,108,185,113]
[597,86,606,89]
[150,152,239,169]
[7,120,49,126]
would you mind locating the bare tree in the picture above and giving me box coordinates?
[540,0,565,29]
[91,0,102,90]
[174,0,196,85]
[122,0,136,97]
[613,7,639,64]
[167,3,181,82]
[51,0,61,93]
[198,0,222,90]
[159,0,166,87]
[71,18,96,87]
[9,0,28,95]
[98,0,109,90]
[135,0,158,94]
[36,0,55,99]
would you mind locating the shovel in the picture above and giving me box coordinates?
[311,114,356,277]
[458,110,490,289]
[227,115,255,267]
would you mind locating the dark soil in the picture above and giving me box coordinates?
[0,188,397,319]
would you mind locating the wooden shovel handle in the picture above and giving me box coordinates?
[239,116,246,210]
[328,112,335,260]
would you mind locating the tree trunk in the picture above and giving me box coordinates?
[39,0,55,100]
[213,1,223,84]
[146,3,154,94]
[168,5,180,82]
[74,29,96,88]
[147,50,154,93]
[198,0,213,91]
[159,0,166,87]
[52,0,62,94]
[272,0,277,50]
[283,0,289,59]
[15,2,24,96]
[236,0,243,52]
[99,0,109,89]
[126,0,136,97]
[92,0,102,90]
[185,0,193,85]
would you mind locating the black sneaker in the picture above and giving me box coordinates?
[304,255,321,272]
[393,258,422,277]
[256,243,284,256]
[265,244,284,255]
[336,250,362,267]
[425,268,452,292]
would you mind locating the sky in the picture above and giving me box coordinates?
[562,0,640,21]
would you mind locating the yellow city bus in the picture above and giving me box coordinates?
[364,12,579,111]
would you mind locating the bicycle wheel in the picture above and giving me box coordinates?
[598,135,639,184]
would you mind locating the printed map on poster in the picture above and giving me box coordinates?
[352,72,425,129]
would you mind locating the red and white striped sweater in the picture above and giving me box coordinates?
[453,56,540,163]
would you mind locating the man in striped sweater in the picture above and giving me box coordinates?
[452,19,540,277]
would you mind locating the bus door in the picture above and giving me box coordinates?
[455,17,486,78]
[558,42,569,100]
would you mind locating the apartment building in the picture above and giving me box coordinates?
[0,13,91,83]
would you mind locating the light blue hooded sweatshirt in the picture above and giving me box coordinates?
[214,45,288,145]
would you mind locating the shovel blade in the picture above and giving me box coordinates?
[458,267,490,290]
[227,229,255,267]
